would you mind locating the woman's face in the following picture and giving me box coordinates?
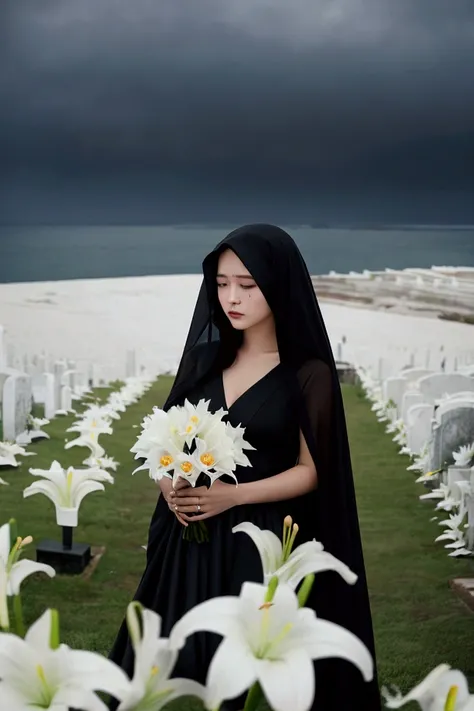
[216,249,273,331]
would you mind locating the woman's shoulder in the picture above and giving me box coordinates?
[297,358,332,386]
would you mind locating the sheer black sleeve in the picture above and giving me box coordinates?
[297,358,333,481]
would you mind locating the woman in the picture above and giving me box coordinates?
[109,224,381,710]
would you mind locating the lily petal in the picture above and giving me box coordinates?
[0,522,10,560]
[68,648,132,699]
[257,648,315,711]
[169,596,243,651]
[206,637,256,709]
[232,522,283,577]
[8,559,56,596]
[54,686,110,711]
[298,616,373,682]
[23,480,61,506]
[73,480,105,508]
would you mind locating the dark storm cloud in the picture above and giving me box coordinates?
[1,0,474,221]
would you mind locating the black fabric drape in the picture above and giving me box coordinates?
[164,224,381,711]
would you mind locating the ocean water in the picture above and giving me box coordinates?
[0,225,473,283]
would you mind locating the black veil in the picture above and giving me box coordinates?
[164,224,380,710]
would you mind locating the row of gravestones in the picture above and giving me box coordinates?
[0,346,140,444]
[0,363,79,442]
[352,348,474,383]
[382,369,474,469]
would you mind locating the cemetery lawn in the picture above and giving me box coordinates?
[1,377,473,709]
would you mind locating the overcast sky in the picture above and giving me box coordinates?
[1,0,474,223]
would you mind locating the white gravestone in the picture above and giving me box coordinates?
[383,376,408,411]
[418,373,474,405]
[32,373,47,404]
[2,374,33,441]
[53,361,67,411]
[401,390,425,423]
[60,385,72,413]
[0,325,6,371]
[406,403,434,455]
[43,374,56,419]
[126,350,137,378]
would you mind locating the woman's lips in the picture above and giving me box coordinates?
[228,311,244,319]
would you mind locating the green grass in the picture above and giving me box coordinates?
[1,379,473,709]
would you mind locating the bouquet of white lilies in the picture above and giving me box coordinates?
[131,398,254,541]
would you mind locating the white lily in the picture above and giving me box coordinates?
[382,663,474,710]
[453,442,474,467]
[17,415,51,444]
[224,421,255,467]
[0,522,55,630]
[232,517,357,590]
[65,431,106,459]
[169,580,373,711]
[24,460,114,526]
[116,602,206,711]
[0,441,36,468]
[82,404,120,421]
[83,454,120,471]
[192,437,238,485]
[67,415,113,436]
[0,608,131,711]
[106,393,128,413]
[415,467,444,484]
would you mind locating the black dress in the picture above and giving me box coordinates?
[108,363,302,702]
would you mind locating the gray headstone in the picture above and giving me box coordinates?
[427,405,474,471]
[2,374,33,440]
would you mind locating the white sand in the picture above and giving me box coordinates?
[0,275,473,378]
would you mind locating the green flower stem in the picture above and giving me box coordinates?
[13,594,25,638]
[297,574,315,608]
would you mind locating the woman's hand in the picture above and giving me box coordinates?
[169,480,240,522]
[159,477,189,527]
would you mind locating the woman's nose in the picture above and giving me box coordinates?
[228,284,240,303]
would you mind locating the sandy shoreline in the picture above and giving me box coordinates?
[1,274,473,378]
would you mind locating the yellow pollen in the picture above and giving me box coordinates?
[200,453,215,467]
[92,419,97,427]
[258,602,274,610]
[444,686,458,711]
[180,461,193,474]
[150,665,160,677]
[160,455,174,468]
[190,416,199,423]
[186,425,193,433]
[90,432,96,441]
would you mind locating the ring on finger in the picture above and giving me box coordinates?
[196,503,201,512]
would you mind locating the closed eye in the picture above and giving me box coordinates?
[241,284,256,290]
